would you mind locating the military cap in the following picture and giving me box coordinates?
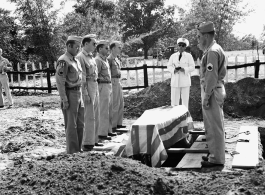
[67,35,82,43]
[83,34,97,39]
[177,38,189,47]
[110,40,122,45]
[97,40,109,45]
[197,21,215,33]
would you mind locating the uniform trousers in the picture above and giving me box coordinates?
[98,83,113,136]
[171,86,190,109]
[201,85,226,164]
[111,78,124,128]
[62,89,84,154]
[0,74,13,106]
[83,81,100,145]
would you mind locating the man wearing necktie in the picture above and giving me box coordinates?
[76,34,104,151]
[55,35,84,154]
[167,38,195,109]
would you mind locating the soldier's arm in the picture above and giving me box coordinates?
[55,60,68,102]
[76,56,88,96]
[167,55,175,74]
[4,59,13,71]
[95,58,102,76]
[204,51,219,100]
[184,54,195,74]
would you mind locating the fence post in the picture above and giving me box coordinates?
[143,64,148,88]
[254,60,260,78]
[46,63,52,93]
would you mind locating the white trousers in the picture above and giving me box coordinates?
[171,86,190,109]
[0,74,13,106]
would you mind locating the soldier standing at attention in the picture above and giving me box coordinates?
[197,21,227,167]
[76,34,104,151]
[95,40,117,140]
[167,38,195,109]
[56,36,84,154]
[0,48,13,108]
[107,41,126,131]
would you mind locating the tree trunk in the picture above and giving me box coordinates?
[144,48,148,59]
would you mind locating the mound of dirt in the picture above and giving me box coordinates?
[1,152,265,195]
[124,76,265,120]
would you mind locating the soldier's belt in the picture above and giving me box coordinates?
[112,75,121,78]
[97,80,111,84]
[66,86,81,91]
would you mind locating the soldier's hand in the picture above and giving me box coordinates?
[202,98,210,110]
[62,101,69,110]
[179,68,185,73]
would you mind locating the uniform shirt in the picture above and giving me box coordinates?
[167,51,195,87]
[76,49,98,96]
[200,40,227,100]
[107,54,121,78]
[95,54,111,82]
[0,57,11,73]
[55,51,83,102]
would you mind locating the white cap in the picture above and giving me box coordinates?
[177,38,189,47]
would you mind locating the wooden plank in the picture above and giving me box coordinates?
[176,142,208,169]
[114,128,129,133]
[232,126,259,169]
[167,148,209,154]
[189,130,205,135]
[195,135,206,142]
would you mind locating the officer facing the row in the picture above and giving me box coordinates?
[197,21,227,167]
[55,35,85,154]
[107,41,126,131]
[95,40,117,140]
[76,34,103,151]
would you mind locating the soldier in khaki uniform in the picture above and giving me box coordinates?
[55,35,84,154]
[76,34,104,151]
[107,41,126,130]
[95,40,117,139]
[0,48,13,108]
[197,22,227,167]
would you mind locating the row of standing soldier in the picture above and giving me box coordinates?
[55,34,125,154]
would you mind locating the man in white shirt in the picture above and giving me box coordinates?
[167,38,195,109]
[0,48,13,108]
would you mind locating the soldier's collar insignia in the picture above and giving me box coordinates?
[207,63,213,71]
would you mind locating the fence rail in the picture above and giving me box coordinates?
[5,56,265,93]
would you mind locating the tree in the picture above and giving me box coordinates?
[118,0,176,59]
[0,8,24,64]
[61,0,120,40]
[9,0,61,63]
[178,0,251,59]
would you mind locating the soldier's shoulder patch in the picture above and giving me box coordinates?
[206,63,213,72]
[57,60,66,76]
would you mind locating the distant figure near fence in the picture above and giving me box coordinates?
[0,48,13,108]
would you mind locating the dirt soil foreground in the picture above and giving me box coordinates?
[1,79,265,194]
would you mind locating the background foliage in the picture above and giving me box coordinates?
[0,0,262,63]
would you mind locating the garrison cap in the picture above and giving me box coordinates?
[197,21,215,33]
[97,40,109,45]
[67,35,82,43]
[110,40,122,45]
[177,38,189,47]
[83,34,97,39]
